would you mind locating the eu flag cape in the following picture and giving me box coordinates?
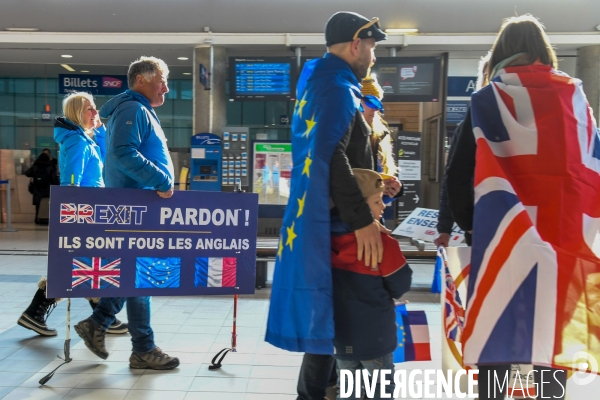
[265,54,362,354]
[463,65,600,372]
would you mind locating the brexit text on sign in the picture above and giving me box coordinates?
[392,207,465,245]
[47,186,259,298]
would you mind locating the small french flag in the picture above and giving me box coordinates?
[195,257,237,288]
[394,304,431,363]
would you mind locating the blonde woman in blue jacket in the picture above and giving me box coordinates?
[17,92,127,336]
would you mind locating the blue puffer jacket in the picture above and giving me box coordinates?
[99,90,174,191]
[54,117,104,187]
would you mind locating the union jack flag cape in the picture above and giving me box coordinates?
[463,64,600,371]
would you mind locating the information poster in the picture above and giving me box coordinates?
[396,131,423,222]
[252,142,292,205]
[46,186,259,298]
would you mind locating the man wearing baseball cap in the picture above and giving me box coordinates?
[265,11,389,400]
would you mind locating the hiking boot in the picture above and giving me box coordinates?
[107,319,128,334]
[17,278,58,336]
[88,298,128,334]
[129,347,180,370]
[74,317,108,359]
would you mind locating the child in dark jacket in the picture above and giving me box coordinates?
[331,168,412,399]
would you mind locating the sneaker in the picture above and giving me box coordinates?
[17,278,58,336]
[107,319,128,334]
[74,318,108,359]
[129,347,180,370]
[88,298,128,335]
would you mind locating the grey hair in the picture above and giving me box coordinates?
[127,56,170,89]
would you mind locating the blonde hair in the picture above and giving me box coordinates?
[371,114,397,176]
[62,92,95,135]
[128,56,170,89]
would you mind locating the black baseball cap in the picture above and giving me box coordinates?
[325,11,387,47]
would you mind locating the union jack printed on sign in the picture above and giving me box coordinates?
[60,203,77,223]
[462,65,600,371]
[72,257,121,290]
[77,204,93,223]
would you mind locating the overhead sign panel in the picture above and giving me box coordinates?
[372,57,442,102]
[59,74,127,96]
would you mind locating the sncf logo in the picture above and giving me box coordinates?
[102,77,123,88]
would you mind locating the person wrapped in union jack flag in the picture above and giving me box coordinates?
[446,14,600,400]
[17,92,127,337]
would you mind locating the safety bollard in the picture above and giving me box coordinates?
[0,179,18,232]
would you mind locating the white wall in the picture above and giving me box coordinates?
[449,55,578,78]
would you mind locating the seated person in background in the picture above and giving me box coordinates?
[331,168,413,399]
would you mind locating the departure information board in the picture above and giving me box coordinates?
[235,63,291,95]
[229,57,296,101]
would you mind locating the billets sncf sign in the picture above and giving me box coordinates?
[59,74,127,95]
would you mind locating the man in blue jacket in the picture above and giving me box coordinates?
[74,56,179,370]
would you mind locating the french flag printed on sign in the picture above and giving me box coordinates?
[194,257,237,288]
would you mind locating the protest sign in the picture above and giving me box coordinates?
[46,186,258,298]
[392,207,465,245]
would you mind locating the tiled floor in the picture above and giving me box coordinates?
[0,223,458,399]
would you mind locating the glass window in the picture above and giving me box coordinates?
[0,126,16,149]
[15,79,35,94]
[242,102,265,126]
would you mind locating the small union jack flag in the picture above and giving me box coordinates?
[439,248,466,343]
[60,203,77,223]
[72,257,121,290]
[444,264,465,342]
[77,204,93,223]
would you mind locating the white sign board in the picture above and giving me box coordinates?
[398,160,421,181]
[392,207,465,245]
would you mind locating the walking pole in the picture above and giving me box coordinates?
[209,184,244,371]
[39,298,72,385]
[231,294,238,352]
[40,175,75,385]
[208,294,238,370]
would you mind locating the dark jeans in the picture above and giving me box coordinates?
[297,353,337,400]
[91,296,155,353]
[478,365,567,400]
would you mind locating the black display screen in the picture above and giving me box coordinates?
[371,57,442,102]
[229,57,297,101]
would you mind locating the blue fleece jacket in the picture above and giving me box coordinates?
[53,117,104,187]
[99,90,174,191]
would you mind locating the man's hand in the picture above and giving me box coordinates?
[94,118,103,130]
[434,232,451,248]
[157,187,174,198]
[383,178,401,198]
[355,221,386,269]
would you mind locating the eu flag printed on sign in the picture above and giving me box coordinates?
[194,257,236,288]
[135,257,181,289]
[72,257,121,290]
